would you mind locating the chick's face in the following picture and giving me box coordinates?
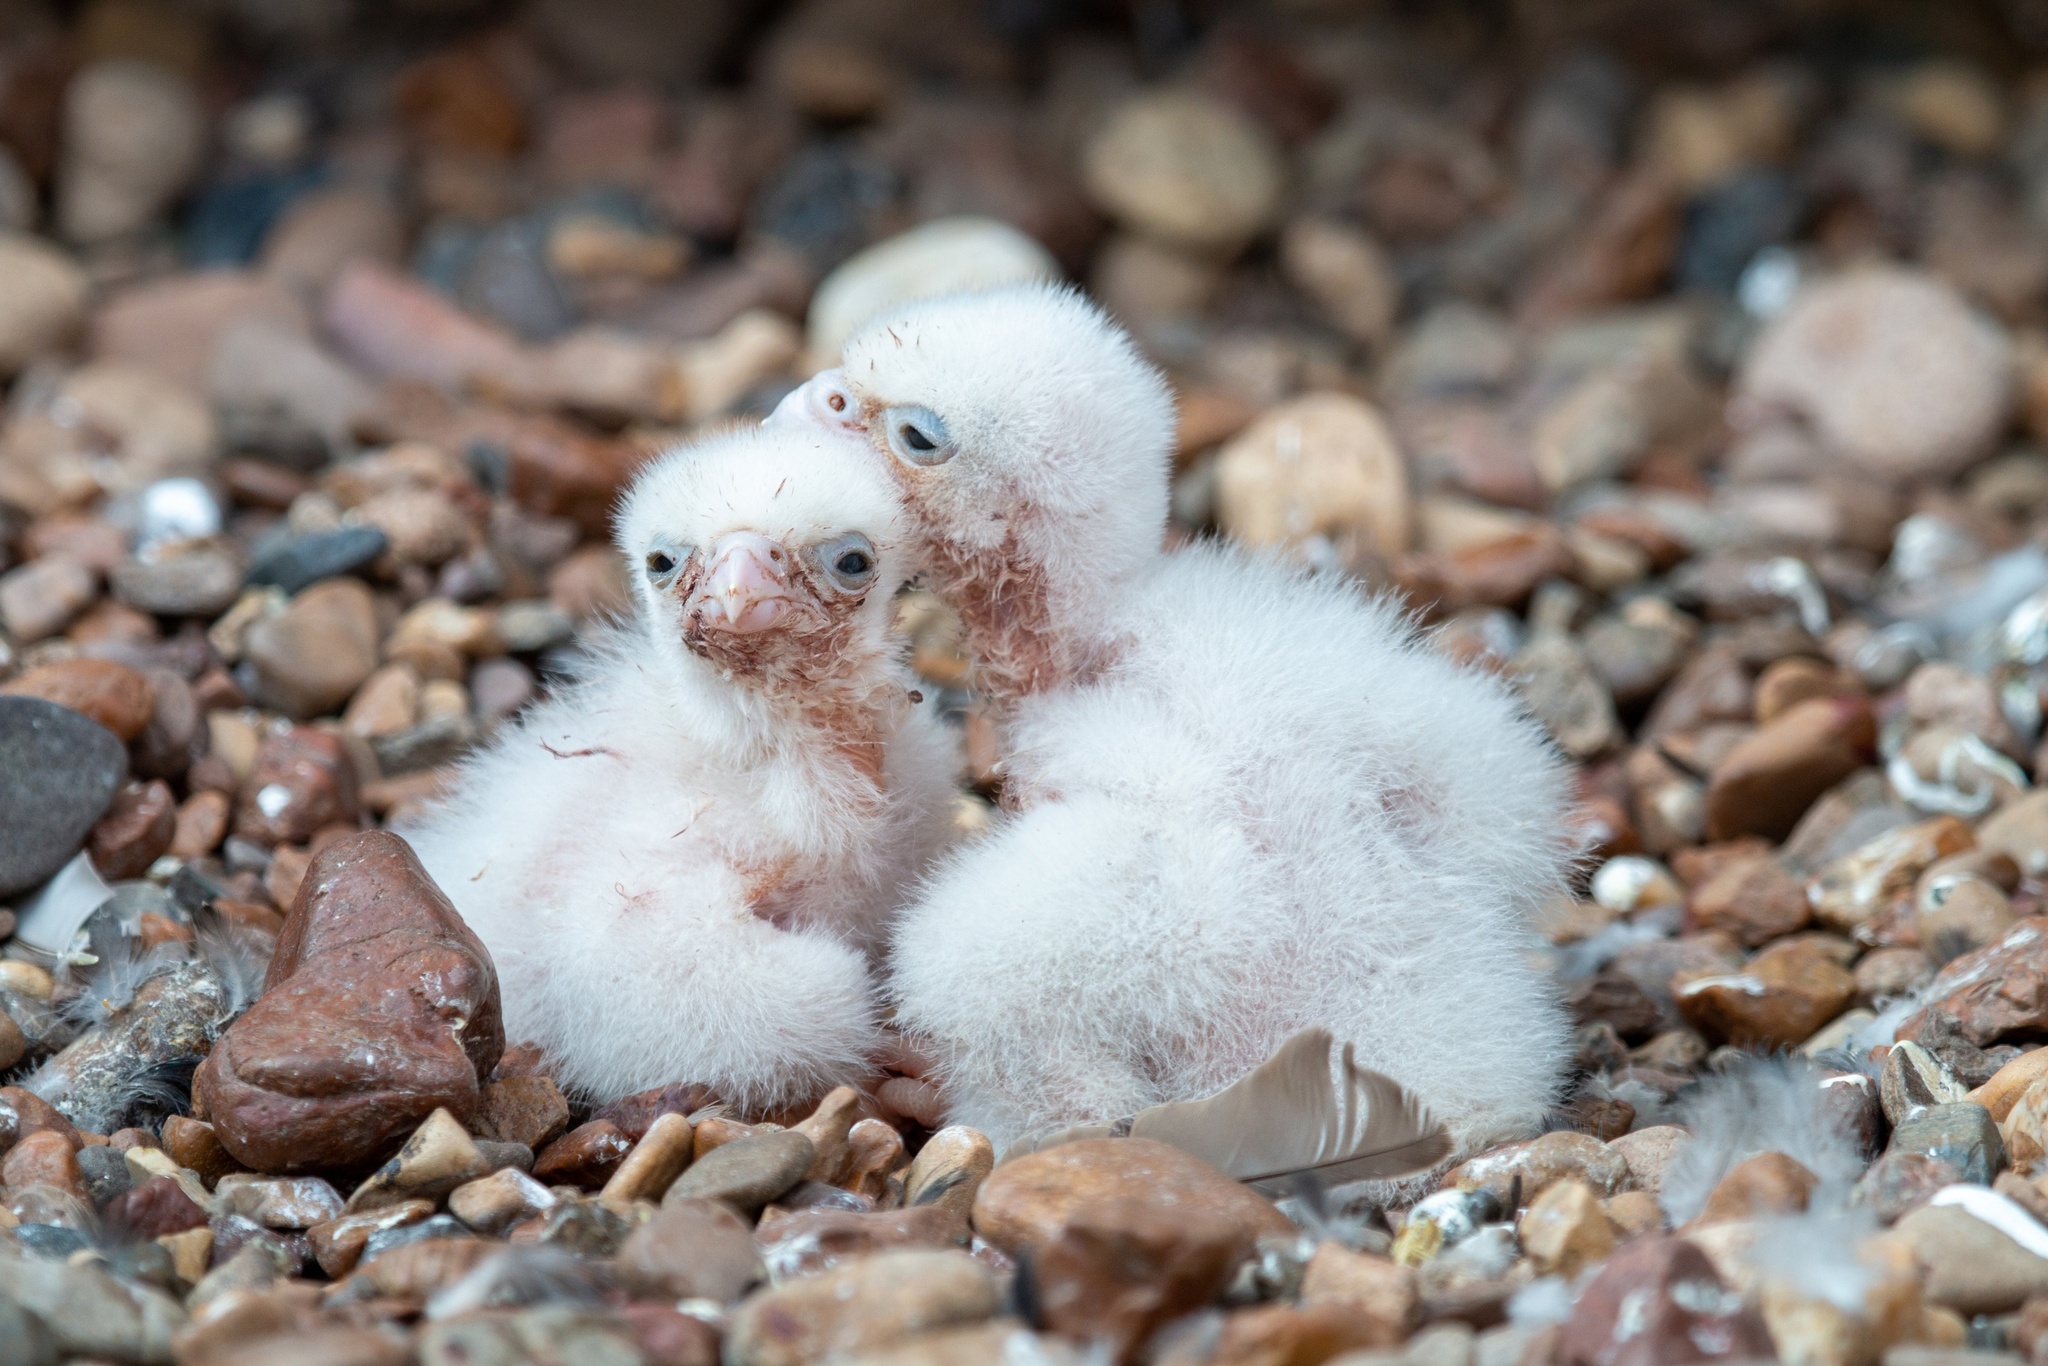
[616,429,909,686]
[767,284,1175,574]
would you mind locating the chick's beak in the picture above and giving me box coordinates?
[693,531,798,635]
[767,367,864,437]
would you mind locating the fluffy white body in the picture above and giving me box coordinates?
[778,285,1574,1154]
[402,427,958,1111]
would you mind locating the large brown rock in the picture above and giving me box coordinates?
[1564,1235,1772,1364]
[192,831,503,1174]
[972,1137,1292,1260]
[1674,937,1856,1050]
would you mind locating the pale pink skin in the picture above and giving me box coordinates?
[693,530,806,636]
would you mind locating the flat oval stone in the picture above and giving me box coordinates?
[247,526,389,596]
[972,1137,1293,1259]
[664,1129,814,1216]
[0,697,127,898]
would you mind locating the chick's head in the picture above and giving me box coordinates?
[615,425,916,690]
[771,283,1175,594]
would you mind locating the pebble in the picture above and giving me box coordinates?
[0,659,154,740]
[806,216,1060,360]
[1606,1126,1690,1198]
[1443,1130,1631,1205]
[0,232,85,373]
[447,1166,557,1237]
[1971,1049,2048,1122]
[1890,1103,2006,1185]
[0,1252,186,1363]
[1811,817,1977,935]
[1694,1151,1818,1226]
[475,1075,571,1150]
[194,832,503,1172]
[974,1137,1292,1260]
[1686,854,1809,946]
[1704,695,1876,842]
[1736,267,2015,481]
[246,527,391,597]
[725,1249,1001,1366]
[1901,919,2048,1046]
[230,724,359,847]
[306,1200,435,1279]
[599,1111,695,1205]
[1884,1041,1971,1126]
[1518,1178,1618,1276]
[215,1174,345,1229]
[1300,1241,1419,1342]
[758,1205,969,1279]
[57,58,205,243]
[161,1115,239,1186]
[1029,1197,1246,1358]
[213,321,382,464]
[91,270,311,396]
[109,544,244,618]
[903,1126,994,1218]
[664,1128,814,1215]
[1215,393,1412,561]
[1564,1234,1770,1364]
[0,697,127,899]
[1674,936,1856,1049]
[1084,89,1283,255]
[1897,1200,2048,1314]
[104,1175,206,1242]
[1512,635,1621,759]
[3,1130,82,1196]
[241,577,381,721]
[261,186,406,302]
[533,1119,634,1188]
[0,557,97,643]
[616,1195,763,1303]
[1281,218,1400,350]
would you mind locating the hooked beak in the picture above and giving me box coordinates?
[690,531,800,635]
[768,367,866,438]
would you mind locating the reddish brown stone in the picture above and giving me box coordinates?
[1900,917,2048,1046]
[163,1116,242,1185]
[193,831,503,1174]
[0,1085,81,1151]
[170,790,232,859]
[1674,937,1856,1049]
[1564,1236,1772,1365]
[621,1304,722,1366]
[1703,696,1876,843]
[0,658,156,739]
[973,1138,1292,1260]
[593,1082,717,1143]
[232,726,361,847]
[1686,855,1810,947]
[1692,1151,1817,1227]
[334,1236,497,1301]
[476,1075,571,1150]
[1518,173,1683,328]
[86,778,176,880]
[616,1197,764,1303]
[105,1174,208,1239]
[3,1128,81,1194]
[1032,1199,1243,1363]
[533,1119,633,1189]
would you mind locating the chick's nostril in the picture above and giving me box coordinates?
[827,392,847,412]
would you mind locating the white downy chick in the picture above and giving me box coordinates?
[773,285,1575,1156]
[401,425,958,1113]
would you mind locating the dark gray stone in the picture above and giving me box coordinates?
[76,1145,132,1209]
[246,526,388,595]
[14,1225,91,1261]
[0,697,127,898]
[1889,1102,2005,1185]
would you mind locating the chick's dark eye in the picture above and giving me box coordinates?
[899,423,936,452]
[645,551,676,576]
[835,550,872,577]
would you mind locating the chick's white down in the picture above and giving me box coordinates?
[787,285,1575,1155]
[401,426,958,1111]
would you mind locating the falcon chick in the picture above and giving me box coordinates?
[774,285,1575,1155]
[402,425,958,1113]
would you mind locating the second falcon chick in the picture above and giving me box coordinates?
[775,285,1575,1157]
[402,425,958,1113]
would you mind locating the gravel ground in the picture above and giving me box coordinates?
[9,0,2048,1362]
